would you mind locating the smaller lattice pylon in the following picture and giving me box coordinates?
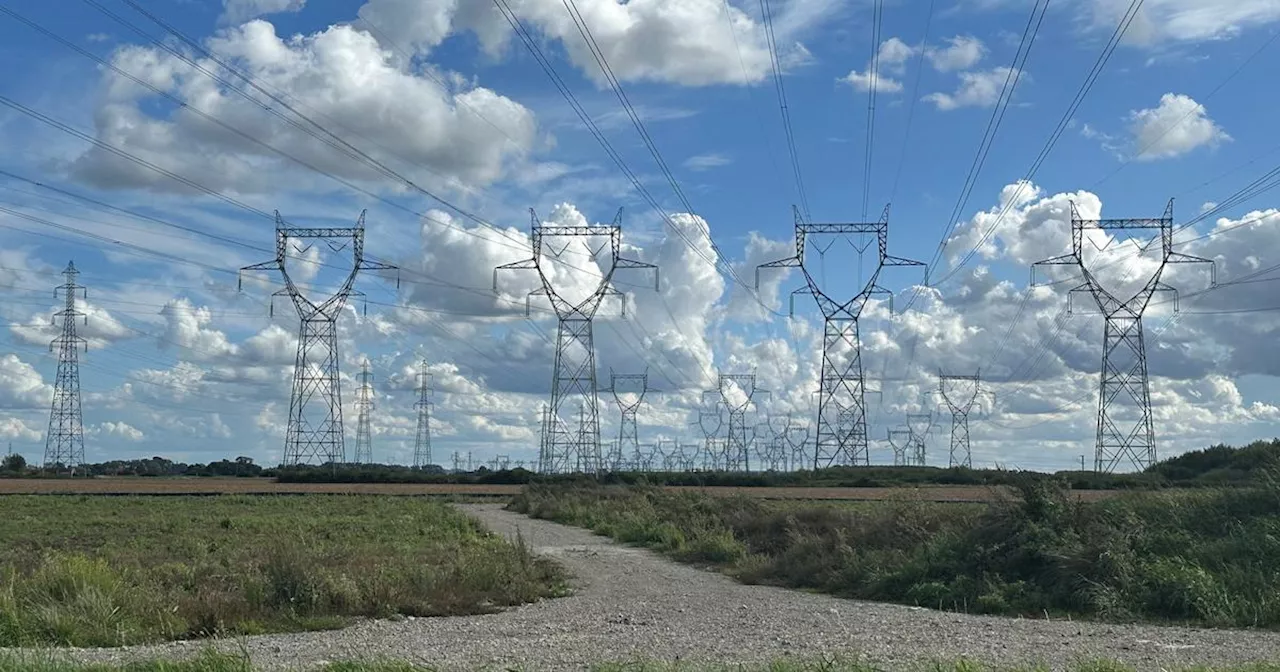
[413,359,433,468]
[353,359,375,464]
[906,413,932,466]
[933,371,995,469]
[886,428,912,467]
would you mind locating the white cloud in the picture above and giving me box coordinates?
[923,66,1025,111]
[72,20,537,195]
[356,0,830,87]
[1128,93,1230,161]
[1089,0,1280,44]
[841,70,904,93]
[925,35,986,71]
[221,0,306,25]
[683,153,732,171]
[96,421,145,442]
[0,354,52,409]
[840,36,915,93]
[0,417,42,443]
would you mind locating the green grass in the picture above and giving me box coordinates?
[0,495,565,647]
[1,652,1278,672]
[509,479,1280,628]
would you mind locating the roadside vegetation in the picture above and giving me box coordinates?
[0,651,1278,672]
[510,477,1280,628]
[0,495,565,647]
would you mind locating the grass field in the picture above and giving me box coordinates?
[0,477,1118,502]
[0,495,565,647]
[510,480,1280,628]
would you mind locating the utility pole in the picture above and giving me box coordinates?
[45,262,88,473]
[495,208,657,474]
[608,370,651,473]
[719,373,765,472]
[240,211,397,466]
[413,359,433,468]
[936,371,994,469]
[757,206,924,470]
[353,359,374,464]
[1033,200,1212,473]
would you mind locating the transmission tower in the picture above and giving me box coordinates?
[758,206,924,470]
[495,208,657,474]
[906,413,932,466]
[886,428,911,467]
[240,211,397,466]
[413,359,433,468]
[719,373,765,472]
[936,371,994,469]
[608,370,651,472]
[1033,201,1213,473]
[786,419,810,471]
[353,360,374,464]
[44,261,87,472]
[694,389,725,470]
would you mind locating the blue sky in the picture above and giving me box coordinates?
[1,0,1279,471]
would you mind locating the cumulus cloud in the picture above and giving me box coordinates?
[0,355,52,409]
[356,0,823,87]
[925,35,986,71]
[840,36,914,93]
[923,67,1025,110]
[96,421,145,442]
[221,0,305,25]
[72,20,537,195]
[1128,93,1230,161]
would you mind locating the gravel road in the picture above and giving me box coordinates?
[30,503,1280,670]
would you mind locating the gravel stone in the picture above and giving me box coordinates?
[21,503,1280,670]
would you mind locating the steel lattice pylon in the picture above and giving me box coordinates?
[353,360,374,464]
[694,389,725,471]
[1033,201,1213,473]
[935,371,993,469]
[413,359,433,468]
[240,211,397,466]
[886,428,911,467]
[495,209,657,475]
[44,261,87,472]
[906,413,932,466]
[758,206,924,470]
[719,373,765,472]
[608,370,651,472]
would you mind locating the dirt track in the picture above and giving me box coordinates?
[44,504,1280,670]
[0,476,1117,502]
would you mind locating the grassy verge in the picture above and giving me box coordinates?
[509,480,1280,627]
[0,495,565,647]
[1,652,1278,672]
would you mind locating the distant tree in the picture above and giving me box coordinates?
[2,453,26,473]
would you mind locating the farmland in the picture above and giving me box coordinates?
[0,476,1118,502]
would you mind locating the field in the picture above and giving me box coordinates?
[0,477,1118,502]
[0,495,564,647]
[510,481,1280,628]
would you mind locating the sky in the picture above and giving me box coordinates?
[1,0,1279,472]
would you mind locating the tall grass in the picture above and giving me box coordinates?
[510,479,1280,627]
[0,496,565,647]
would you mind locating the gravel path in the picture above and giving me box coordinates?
[29,503,1280,670]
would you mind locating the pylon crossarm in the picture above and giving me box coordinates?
[1031,254,1079,286]
[599,285,627,316]
[1166,252,1217,286]
[614,257,660,290]
[883,255,925,267]
[755,255,801,290]
[1151,281,1180,312]
[493,258,537,293]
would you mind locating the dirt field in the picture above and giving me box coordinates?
[0,477,1119,502]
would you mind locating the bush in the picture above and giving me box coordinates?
[510,482,1280,627]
